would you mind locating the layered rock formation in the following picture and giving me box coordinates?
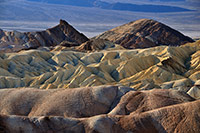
[0,20,88,53]
[0,88,198,133]
[0,40,199,95]
[95,19,194,49]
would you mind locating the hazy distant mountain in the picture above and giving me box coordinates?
[28,0,95,7]
[94,1,191,12]
[28,0,192,13]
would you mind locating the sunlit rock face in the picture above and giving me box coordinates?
[95,19,194,49]
[0,19,89,53]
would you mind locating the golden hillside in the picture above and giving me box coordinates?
[0,40,199,94]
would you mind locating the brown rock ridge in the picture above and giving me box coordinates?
[94,19,194,49]
[109,89,195,115]
[0,86,194,118]
[0,85,134,117]
[0,19,89,53]
[118,99,200,133]
[0,88,198,133]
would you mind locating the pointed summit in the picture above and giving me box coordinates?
[95,19,194,49]
[0,19,89,52]
[59,19,69,25]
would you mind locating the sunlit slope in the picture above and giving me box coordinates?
[0,41,199,91]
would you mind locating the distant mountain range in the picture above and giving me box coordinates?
[27,0,95,7]
[0,19,194,53]
[28,0,192,13]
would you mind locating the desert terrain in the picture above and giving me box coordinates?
[0,17,200,132]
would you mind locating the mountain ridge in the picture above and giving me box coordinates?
[0,19,89,52]
[95,19,194,49]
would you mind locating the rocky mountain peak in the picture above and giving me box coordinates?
[0,19,89,52]
[59,19,69,25]
[95,19,194,49]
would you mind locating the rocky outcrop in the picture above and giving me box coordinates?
[0,19,89,53]
[0,88,198,133]
[95,19,194,49]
